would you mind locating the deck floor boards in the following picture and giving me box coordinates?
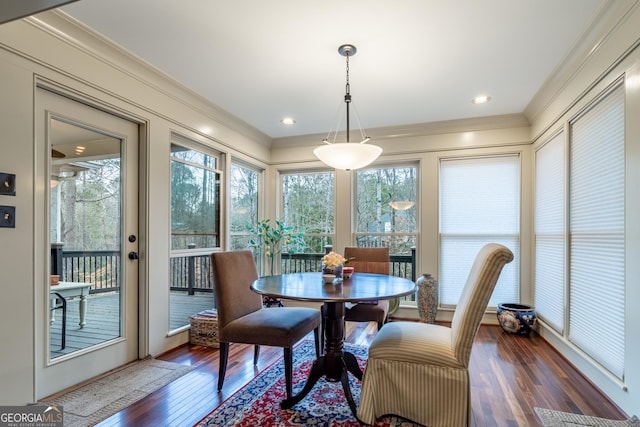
[49,292,213,358]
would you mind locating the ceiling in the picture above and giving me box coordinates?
[0,0,77,24]
[50,0,612,140]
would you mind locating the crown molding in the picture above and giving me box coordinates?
[28,10,272,147]
[271,113,530,148]
[524,0,639,125]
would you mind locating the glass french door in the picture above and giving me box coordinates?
[35,87,139,398]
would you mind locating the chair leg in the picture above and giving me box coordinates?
[313,327,320,358]
[283,347,293,399]
[218,342,229,391]
[60,297,66,350]
[377,321,383,330]
[254,345,260,365]
[52,292,67,350]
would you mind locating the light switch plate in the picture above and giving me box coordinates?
[0,205,15,228]
[0,173,16,196]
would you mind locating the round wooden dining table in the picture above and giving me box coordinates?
[251,271,416,419]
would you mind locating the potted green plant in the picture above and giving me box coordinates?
[246,219,306,276]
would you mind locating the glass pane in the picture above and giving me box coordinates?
[440,235,520,306]
[534,133,566,333]
[356,167,417,233]
[438,156,521,306]
[270,172,335,276]
[355,234,416,256]
[229,163,259,251]
[354,166,418,300]
[282,172,334,253]
[169,142,219,331]
[170,144,217,169]
[49,118,122,359]
[168,252,215,330]
[170,147,220,250]
[569,84,625,378]
[440,157,519,234]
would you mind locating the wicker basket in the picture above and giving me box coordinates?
[189,309,219,347]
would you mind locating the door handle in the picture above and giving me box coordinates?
[128,251,139,260]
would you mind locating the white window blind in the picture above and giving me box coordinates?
[439,156,520,307]
[534,132,566,333]
[569,82,625,379]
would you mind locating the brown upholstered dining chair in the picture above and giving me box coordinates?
[343,246,391,329]
[357,243,514,427]
[210,250,321,399]
[320,247,391,353]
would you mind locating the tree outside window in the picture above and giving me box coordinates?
[281,171,335,254]
[169,142,220,331]
[355,166,417,255]
[170,145,220,250]
[229,163,259,251]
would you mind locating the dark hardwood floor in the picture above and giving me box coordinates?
[95,321,627,426]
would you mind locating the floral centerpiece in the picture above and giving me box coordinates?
[321,251,347,279]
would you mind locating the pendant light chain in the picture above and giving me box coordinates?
[313,44,382,170]
[345,53,351,98]
[345,52,351,142]
[345,52,369,143]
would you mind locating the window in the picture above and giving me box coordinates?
[439,155,520,307]
[281,171,335,254]
[568,82,625,378]
[355,166,417,282]
[355,166,417,252]
[170,144,220,250]
[534,132,566,333]
[229,162,259,251]
[169,140,221,330]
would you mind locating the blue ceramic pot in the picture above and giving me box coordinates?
[496,303,536,335]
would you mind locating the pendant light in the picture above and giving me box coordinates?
[313,44,382,170]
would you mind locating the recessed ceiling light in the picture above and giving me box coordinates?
[472,95,491,104]
[281,117,296,125]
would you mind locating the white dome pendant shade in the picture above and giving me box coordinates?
[313,44,382,171]
[313,142,383,171]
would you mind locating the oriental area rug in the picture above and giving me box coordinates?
[535,407,640,427]
[196,339,419,426]
[40,357,195,427]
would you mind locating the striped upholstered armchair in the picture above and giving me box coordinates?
[358,243,514,426]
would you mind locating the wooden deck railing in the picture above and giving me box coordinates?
[51,246,121,294]
[169,252,213,295]
[281,246,416,279]
[52,245,417,301]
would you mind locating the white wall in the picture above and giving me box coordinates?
[0,47,38,405]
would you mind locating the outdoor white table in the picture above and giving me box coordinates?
[50,281,93,328]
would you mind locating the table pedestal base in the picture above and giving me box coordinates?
[280,302,363,420]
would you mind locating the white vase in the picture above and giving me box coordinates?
[416,273,438,323]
